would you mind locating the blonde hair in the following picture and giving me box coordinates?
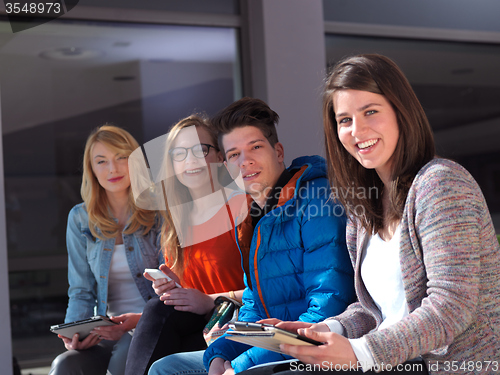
[81,125,156,239]
[161,115,218,280]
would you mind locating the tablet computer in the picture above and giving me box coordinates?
[50,315,118,340]
[226,321,322,354]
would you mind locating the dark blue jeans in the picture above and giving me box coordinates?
[124,297,208,375]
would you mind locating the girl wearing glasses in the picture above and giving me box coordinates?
[50,125,162,375]
[125,115,246,375]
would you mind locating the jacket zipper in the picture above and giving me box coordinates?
[254,226,270,318]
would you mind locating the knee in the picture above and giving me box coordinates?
[149,351,207,375]
[149,358,166,375]
[142,297,175,319]
[148,354,199,375]
[49,352,79,375]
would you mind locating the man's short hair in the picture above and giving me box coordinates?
[211,97,280,156]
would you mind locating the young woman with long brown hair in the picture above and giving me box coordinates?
[243,54,500,374]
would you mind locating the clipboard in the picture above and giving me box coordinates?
[226,321,322,354]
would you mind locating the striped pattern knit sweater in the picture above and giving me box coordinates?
[328,158,500,374]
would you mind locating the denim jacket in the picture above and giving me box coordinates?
[65,203,163,323]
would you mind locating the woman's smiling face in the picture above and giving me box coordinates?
[333,89,400,184]
[172,126,222,192]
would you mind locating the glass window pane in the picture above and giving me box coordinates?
[322,0,500,32]
[1,17,241,366]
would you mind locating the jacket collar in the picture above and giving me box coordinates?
[277,165,308,207]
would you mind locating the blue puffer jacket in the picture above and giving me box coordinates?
[203,155,356,373]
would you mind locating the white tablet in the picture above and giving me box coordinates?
[50,315,118,340]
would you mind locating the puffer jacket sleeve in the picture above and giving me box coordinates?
[232,348,290,373]
[65,205,97,323]
[237,284,264,323]
[203,286,261,370]
[228,285,293,372]
[204,287,294,373]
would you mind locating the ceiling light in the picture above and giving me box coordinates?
[39,47,104,60]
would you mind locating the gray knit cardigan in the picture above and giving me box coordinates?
[329,158,500,374]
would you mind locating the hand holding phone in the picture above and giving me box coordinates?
[144,268,182,288]
[50,315,117,340]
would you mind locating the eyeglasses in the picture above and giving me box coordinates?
[169,143,218,162]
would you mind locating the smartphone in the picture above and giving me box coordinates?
[144,268,181,288]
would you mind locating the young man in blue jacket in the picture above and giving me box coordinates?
[148,97,355,375]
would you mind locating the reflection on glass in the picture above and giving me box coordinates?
[1,18,241,366]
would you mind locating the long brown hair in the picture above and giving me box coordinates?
[323,54,435,233]
[160,115,219,280]
[81,125,156,239]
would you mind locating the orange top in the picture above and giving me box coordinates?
[168,194,247,295]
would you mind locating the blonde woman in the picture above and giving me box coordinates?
[124,115,246,375]
[50,125,162,375]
